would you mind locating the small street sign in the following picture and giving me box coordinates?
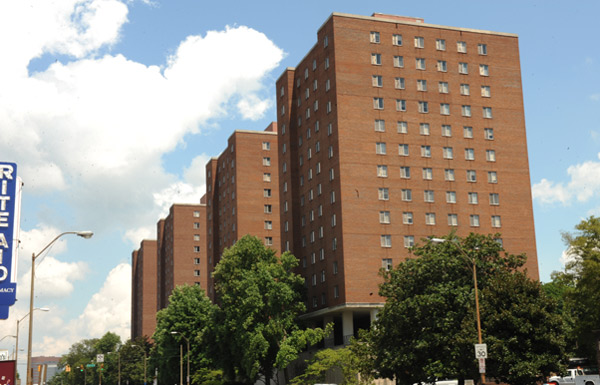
[0,350,9,360]
[478,358,486,374]
[86,364,96,368]
[474,343,487,359]
[97,354,104,363]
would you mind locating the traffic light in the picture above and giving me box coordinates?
[80,365,84,372]
[100,363,104,371]
[65,365,71,372]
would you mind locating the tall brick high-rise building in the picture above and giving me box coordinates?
[276,12,538,345]
[131,240,157,339]
[156,203,207,310]
[205,123,280,300]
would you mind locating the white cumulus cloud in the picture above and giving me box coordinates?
[532,152,600,205]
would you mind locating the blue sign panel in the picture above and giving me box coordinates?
[0,162,21,319]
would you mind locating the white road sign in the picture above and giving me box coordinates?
[96,354,104,363]
[474,343,487,359]
[0,350,9,360]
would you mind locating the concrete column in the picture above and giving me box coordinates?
[324,315,334,347]
[370,308,379,324]
[342,311,353,345]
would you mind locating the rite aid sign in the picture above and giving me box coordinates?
[0,162,22,319]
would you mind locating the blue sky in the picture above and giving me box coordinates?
[0,0,599,365]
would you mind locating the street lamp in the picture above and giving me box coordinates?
[108,350,121,385]
[170,331,190,385]
[431,237,485,384]
[131,344,147,385]
[16,308,49,381]
[26,231,93,385]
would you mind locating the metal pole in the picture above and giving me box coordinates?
[118,352,121,385]
[26,252,35,385]
[472,261,485,385]
[186,339,190,385]
[179,344,183,385]
[14,319,20,382]
[143,353,147,385]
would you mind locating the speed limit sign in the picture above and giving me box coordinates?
[474,344,487,359]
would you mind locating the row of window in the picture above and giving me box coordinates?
[374,120,494,139]
[378,184,498,202]
[373,98,493,117]
[377,165,497,181]
[371,54,490,76]
[369,31,488,55]
[377,143,496,162]
[372,76,491,97]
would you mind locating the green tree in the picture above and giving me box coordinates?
[212,235,329,385]
[152,284,218,385]
[367,234,565,385]
[558,216,600,360]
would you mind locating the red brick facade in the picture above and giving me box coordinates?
[131,240,157,339]
[205,123,280,300]
[276,13,538,342]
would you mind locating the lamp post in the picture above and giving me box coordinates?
[109,350,121,385]
[15,308,49,381]
[431,237,485,384]
[131,344,147,385]
[170,332,190,385]
[26,231,93,385]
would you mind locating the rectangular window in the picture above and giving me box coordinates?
[421,145,431,158]
[325,57,330,69]
[416,58,426,70]
[481,85,491,97]
[422,168,433,180]
[325,79,330,91]
[399,144,409,156]
[485,128,494,140]
[401,189,412,201]
[421,213,435,227]
[439,81,449,93]
[375,119,385,132]
[377,165,388,178]
[464,126,473,138]
[436,39,446,50]
[264,189,272,197]
[194,270,200,277]
[194,246,201,253]
[457,41,467,53]
[418,101,429,113]
[491,215,501,228]
[437,60,447,72]
[392,34,402,46]
[194,257,200,264]
[402,212,413,225]
[488,171,498,183]
[470,215,480,227]
[262,141,271,150]
[417,79,427,91]
[467,170,477,182]
[376,142,387,155]
[380,211,391,224]
[378,188,389,200]
[480,64,489,76]
[370,31,380,43]
[263,157,271,166]
[459,62,468,74]
[396,99,407,112]
[373,97,384,109]
[404,236,415,248]
[420,123,430,135]
[414,36,424,48]
[264,220,273,230]
[398,121,408,134]
[264,204,272,213]
[486,150,496,162]
[440,103,450,115]
[489,193,499,205]
[263,173,271,182]
[400,166,411,179]
[483,107,493,119]
[444,169,455,181]
[442,125,452,137]
[478,43,488,55]
[265,237,273,246]
[393,55,404,68]
[371,53,382,65]
[443,147,453,159]
[468,192,478,204]
[395,77,405,89]
[372,75,383,87]
[462,105,472,117]
[465,148,475,160]
[194,234,200,241]
[381,235,392,248]
[460,83,470,96]
[424,190,434,203]
[329,168,335,181]
[446,191,456,204]
[382,258,393,271]
[448,214,458,226]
